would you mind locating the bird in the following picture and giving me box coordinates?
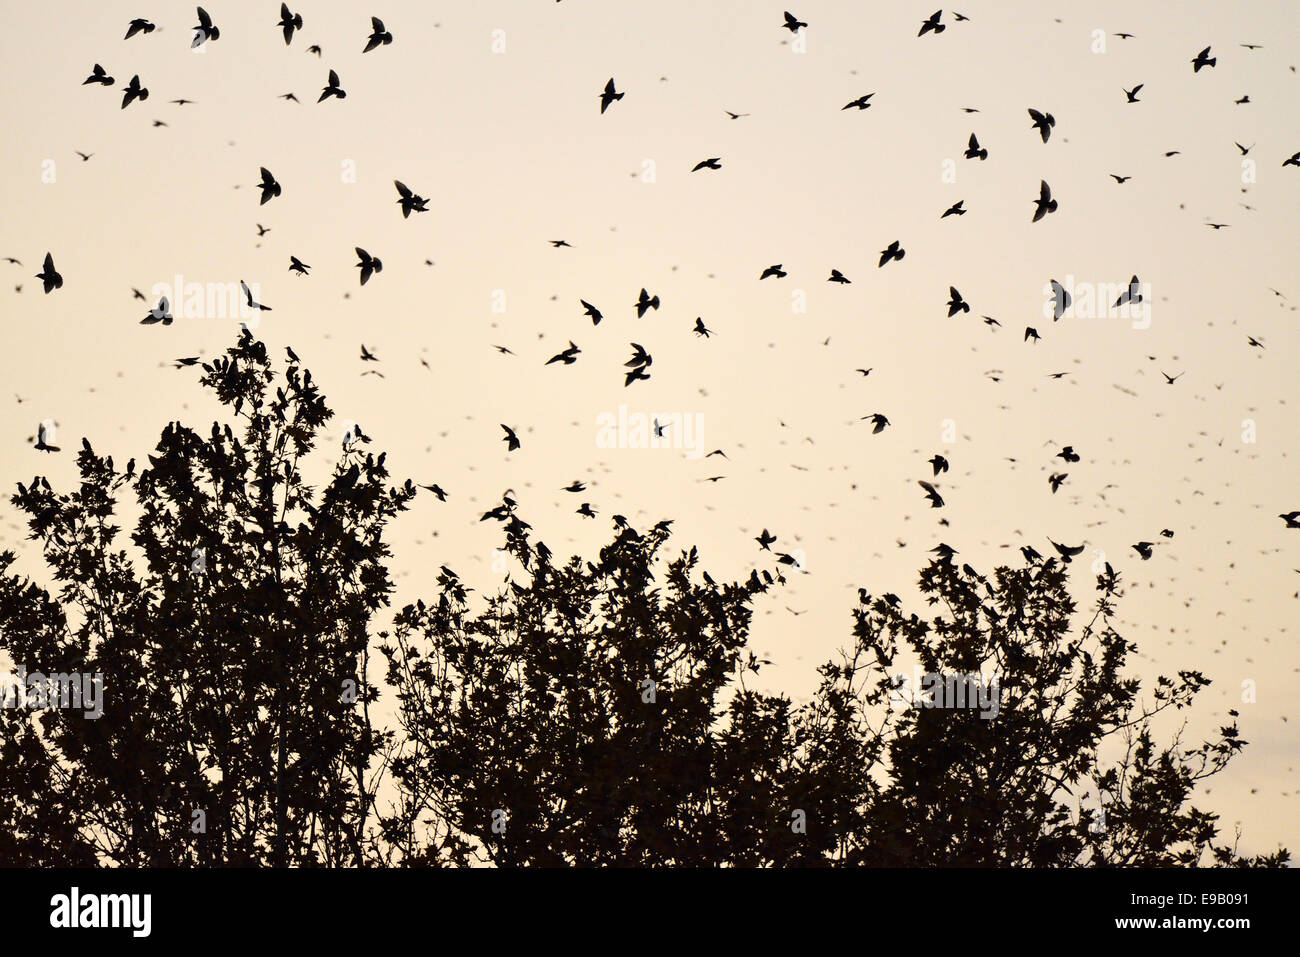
[1123,84,1143,103]
[1161,371,1183,385]
[364,17,393,53]
[140,296,173,325]
[355,248,382,285]
[1057,446,1080,463]
[856,368,872,377]
[1204,222,1230,230]
[359,345,379,362]
[1027,108,1056,143]
[760,264,787,280]
[828,269,851,283]
[862,413,890,434]
[1109,174,1131,184]
[1049,279,1072,319]
[625,343,652,369]
[1021,546,1043,563]
[170,99,196,107]
[576,503,597,518]
[1280,512,1300,529]
[941,200,966,218]
[255,223,270,237]
[546,341,581,366]
[782,11,807,33]
[256,168,282,205]
[319,70,346,102]
[307,44,322,56]
[599,78,623,114]
[1133,542,1155,560]
[634,288,660,317]
[1032,180,1058,222]
[1234,95,1250,105]
[35,254,61,294]
[240,281,271,312]
[421,484,448,502]
[501,425,521,452]
[1247,336,1264,349]
[288,256,310,276]
[691,158,722,171]
[1024,327,1040,343]
[755,529,777,551]
[1235,143,1253,155]
[562,481,586,493]
[929,455,949,476]
[280,93,300,103]
[879,240,905,267]
[1283,152,1300,168]
[1191,46,1216,72]
[278,4,303,45]
[1113,276,1142,308]
[75,151,93,162]
[692,317,712,338]
[724,111,749,120]
[121,75,148,108]
[964,133,988,160]
[124,19,155,40]
[842,94,874,111]
[918,10,945,36]
[33,423,60,453]
[192,6,220,47]
[394,181,430,218]
[946,286,970,317]
[83,64,114,86]
[1049,540,1086,563]
[1048,473,1068,493]
[918,481,945,508]
[931,543,958,563]
[550,240,572,248]
[580,300,603,325]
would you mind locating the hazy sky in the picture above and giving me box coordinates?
[1,0,1297,857]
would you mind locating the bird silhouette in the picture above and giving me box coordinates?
[580,300,603,325]
[782,11,807,33]
[240,281,271,312]
[546,341,581,366]
[941,200,966,218]
[1049,279,1072,319]
[946,286,970,317]
[35,253,62,294]
[83,64,114,86]
[501,424,521,452]
[1027,108,1056,143]
[879,240,905,267]
[288,256,310,276]
[919,481,945,508]
[964,133,988,160]
[862,413,890,434]
[1191,46,1216,72]
[124,19,155,40]
[1049,540,1086,563]
[278,5,303,46]
[355,248,382,285]
[634,288,660,317]
[918,10,945,36]
[121,75,148,108]
[319,70,346,102]
[692,158,722,171]
[599,78,623,114]
[828,269,851,283]
[193,6,220,47]
[692,317,712,338]
[394,181,430,218]
[842,94,874,111]
[140,296,173,325]
[1032,180,1058,222]
[1133,541,1155,560]
[364,17,393,53]
[760,264,787,280]
[1124,84,1143,103]
[929,455,949,476]
[256,168,282,205]
[33,423,60,453]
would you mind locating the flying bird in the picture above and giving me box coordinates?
[121,75,148,108]
[193,6,220,47]
[692,317,712,338]
[692,158,722,171]
[256,168,282,205]
[1027,108,1056,142]
[842,94,874,111]
[124,19,155,39]
[140,296,173,325]
[288,256,310,276]
[862,413,890,434]
[941,200,966,218]
[760,264,787,280]
[878,240,905,267]
[35,253,61,294]
[394,180,430,218]
[1123,84,1143,103]
[929,455,949,476]
[1049,279,1072,319]
[355,248,382,285]
[964,133,988,160]
[918,10,945,36]
[782,11,807,32]
[599,78,623,114]
[1109,174,1131,183]
[364,17,393,53]
[828,269,851,283]
[240,281,271,312]
[319,70,346,102]
[1049,540,1086,563]
[1191,46,1216,72]
[1032,180,1057,222]
[1133,542,1155,560]
[33,423,60,453]
[580,300,603,325]
[501,425,521,452]
[546,341,581,366]
[278,5,303,45]
[83,64,114,86]
[918,481,945,508]
[634,288,660,317]
[946,286,970,317]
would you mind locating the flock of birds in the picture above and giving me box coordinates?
[5,4,1299,761]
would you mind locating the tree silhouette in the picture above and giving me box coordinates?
[0,332,412,865]
[0,334,1285,867]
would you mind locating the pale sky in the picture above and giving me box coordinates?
[1,0,1297,857]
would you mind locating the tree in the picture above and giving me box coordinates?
[0,331,412,865]
[0,333,1285,867]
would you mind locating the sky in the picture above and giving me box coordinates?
[0,0,1297,858]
